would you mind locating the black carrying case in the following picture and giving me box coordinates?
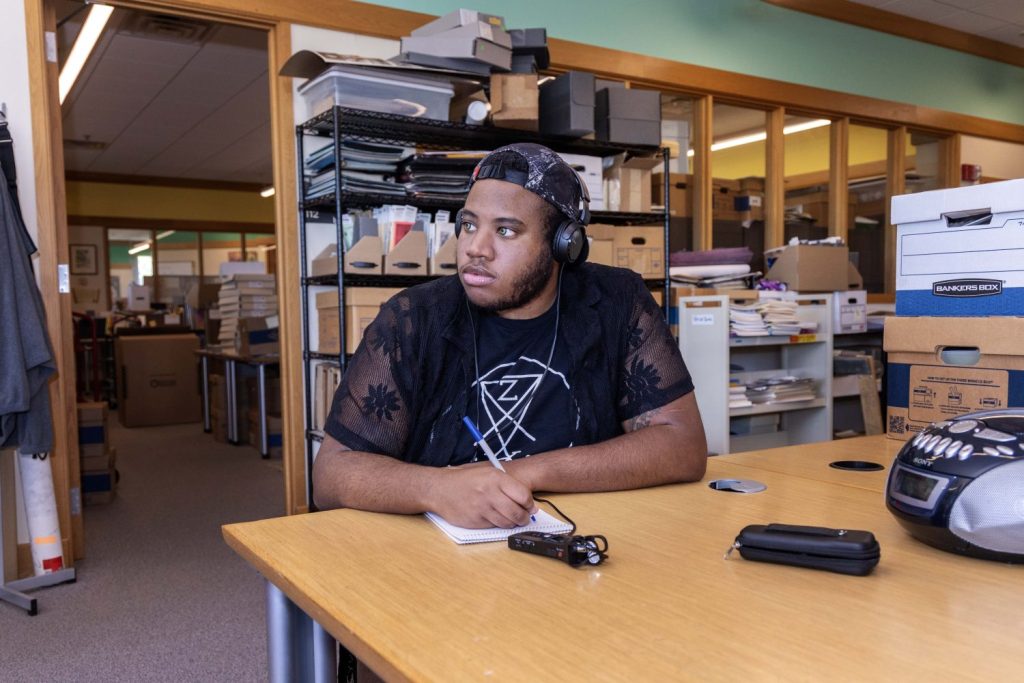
[730,523,880,576]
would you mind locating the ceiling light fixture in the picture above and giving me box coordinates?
[260,186,275,198]
[686,118,831,157]
[155,230,176,240]
[58,4,115,105]
[128,241,151,255]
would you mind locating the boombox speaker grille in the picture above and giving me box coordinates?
[949,459,1024,554]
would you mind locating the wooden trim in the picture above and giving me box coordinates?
[101,228,112,317]
[197,232,205,278]
[150,229,161,301]
[113,0,1024,143]
[829,118,850,239]
[692,96,713,250]
[885,127,907,295]
[762,0,1024,69]
[938,134,962,189]
[65,171,266,193]
[26,0,80,565]
[67,215,275,233]
[765,107,785,249]
[267,23,308,516]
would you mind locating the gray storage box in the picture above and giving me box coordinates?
[540,71,595,137]
[596,87,661,146]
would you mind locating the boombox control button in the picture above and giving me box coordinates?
[958,444,974,460]
[975,428,1015,443]
[945,440,963,457]
[997,445,1015,456]
[923,435,941,453]
[913,433,927,446]
[936,437,952,453]
[948,420,977,434]
[982,446,1001,457]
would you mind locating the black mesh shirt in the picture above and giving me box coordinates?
[324,263,694,468]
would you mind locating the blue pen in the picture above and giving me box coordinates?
[462,416,536,523]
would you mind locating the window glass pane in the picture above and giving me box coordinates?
[245,232,277,274]
[848,123,889,293]
[202,231,244,276]
[907,131,944,194]
[783,115,832,243]
[155,230,199,307]
[712,103,766,268]
[660,93,695,252]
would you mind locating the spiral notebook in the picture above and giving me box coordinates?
[424,510,572,544]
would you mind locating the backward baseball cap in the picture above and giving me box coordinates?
[469,143,590,225]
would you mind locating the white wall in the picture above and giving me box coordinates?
[961,136,1024,182]
[0,0,38,546]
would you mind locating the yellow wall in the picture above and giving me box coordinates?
[710,124,905,180]
[65,181,275,224]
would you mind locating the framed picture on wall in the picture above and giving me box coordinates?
[70,244,98,275]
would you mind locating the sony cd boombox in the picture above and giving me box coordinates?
[886,410,1024,563]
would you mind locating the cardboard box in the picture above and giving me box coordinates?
[235,316,280,357]
[891,178,1024,316]
[763,245,861,292]
[651,173,693,217]
[587,224,664,279]
[587,234,614,267]
[596,87,661,146]
[539,71,595,137]
[605,156,662,213]
[833,290,868,334]
[316,288,403,355]
[311,244,340,277]
[81,445,114,474]
[490,74,538,131]
[83,466,117,505]
[384,231,428,276]
[116,334,200,427]
[884,316,1024,440]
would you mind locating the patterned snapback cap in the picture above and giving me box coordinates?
[470,143,590,225]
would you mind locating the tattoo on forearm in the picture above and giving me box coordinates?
[627,408,657,431]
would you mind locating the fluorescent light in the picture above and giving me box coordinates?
[59,4,114,105]
[155,230,175,240]
[686,119,831,157]
[260,186,275,198]
[128,241,151,255]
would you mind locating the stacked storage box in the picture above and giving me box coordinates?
[884,179,1024,441]
[216,275,278,353]
[77,402,117,504]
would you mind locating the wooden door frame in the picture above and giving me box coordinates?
[23,0,307,531]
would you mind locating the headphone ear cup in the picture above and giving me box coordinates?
[454,209,464,238]
[552,221,587,266]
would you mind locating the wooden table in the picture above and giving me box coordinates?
[223,436,1023,682]
[195,349,278,457]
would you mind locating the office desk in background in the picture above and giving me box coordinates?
[195,350,278,458]
[223,437,1023,682]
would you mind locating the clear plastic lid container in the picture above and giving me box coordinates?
[299,65,455,121]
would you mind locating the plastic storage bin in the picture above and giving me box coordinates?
[299,65,455,121]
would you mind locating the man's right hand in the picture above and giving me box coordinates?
[426,465,537,529]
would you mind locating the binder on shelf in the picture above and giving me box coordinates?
[430,236,458,276]
[343,236,383,275]
[384,231,428,275]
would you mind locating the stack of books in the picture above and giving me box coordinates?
[216,275,278,351]
[760,300,803,335]
[729,302,769,337]
[745,376,816,405]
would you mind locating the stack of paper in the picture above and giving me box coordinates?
[729,302,769,337]
[304,140,411,200]
[729,383,752,409]
[397,152,484,201]
[745,376,816,405]
[670,264,757,290]
[216,275,278,351]
[761,300,802,335]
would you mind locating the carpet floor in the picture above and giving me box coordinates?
[0,420,285,681]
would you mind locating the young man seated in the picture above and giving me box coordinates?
[313,143,707,528]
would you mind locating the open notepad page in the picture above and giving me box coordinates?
[424,509,573,545]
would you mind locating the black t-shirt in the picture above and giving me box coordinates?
[450,304,578,466]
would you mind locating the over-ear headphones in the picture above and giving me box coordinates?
[454,166,591,266]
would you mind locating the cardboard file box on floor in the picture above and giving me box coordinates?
[316,288,403,355]
[883,316,1024,441]
[764,244,863,292]
[115,334,200,427]
[892,178,1024,316]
